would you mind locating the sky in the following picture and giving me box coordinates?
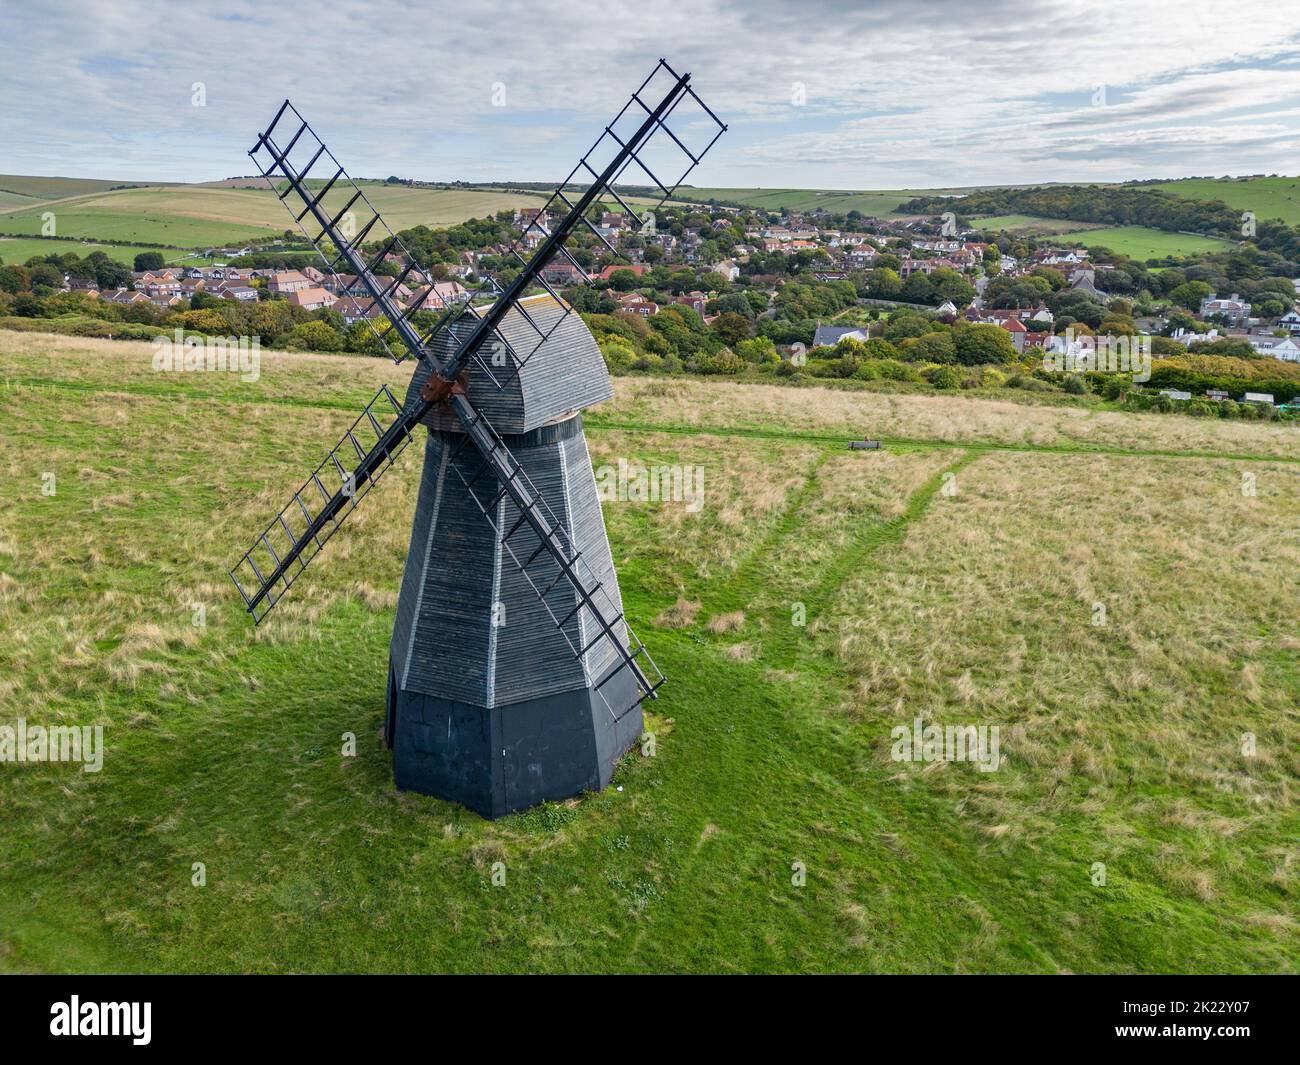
[3,0,1300,191]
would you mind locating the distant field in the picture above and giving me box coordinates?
[0,187,275,247]
[1076,226,1235,260]
[674,187,977,215]
[971,214,1104,236]
[0,174,154,202]
[0,184,552,248]
[0,190,40,209]
[1147,176,1300,226]
[0,236,189,267]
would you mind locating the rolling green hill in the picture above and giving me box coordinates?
[1146,176,1300,226]
[676,186,992,215]
[0,174,156,202]
[0,183,552,249]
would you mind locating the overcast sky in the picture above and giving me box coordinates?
[4,0,1300,191]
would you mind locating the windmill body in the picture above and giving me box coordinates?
[386,297,640,816]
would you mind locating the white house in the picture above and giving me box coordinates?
[1250,335,1300,362]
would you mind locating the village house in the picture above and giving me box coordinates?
[268,270,312,295]
[1276,308,1300,333]
[1250,335,1300,362]
[540,260,586,286]
[673,291,710,315]
[1199,293,1252,323]
[285,286,335,311]
[811,324,868,348]
[615,292,658,317]
[591,263,647,282]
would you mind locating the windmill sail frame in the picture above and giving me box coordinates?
[229,61,726,722]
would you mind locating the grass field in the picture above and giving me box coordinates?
[0,175,154,203]
[970,214,1104,236]
[0,334,1296,973]
[970,215,1235,259]
[0,237,191,267]
[1147,176,1300,226]
[675,186,997,215]
[0,184,552,249]
[1076,226,1235,260]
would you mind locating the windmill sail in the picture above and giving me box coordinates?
[425,59,728,393]
[230,61,726,717]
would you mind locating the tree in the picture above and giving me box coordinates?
[1168,280,1213,312]
[901,272,935,304]
[607,268,640,292]
[908,331,957,364]
[95,260,133,291]
[928,267,976,307]
[953,323,1016,365]
[710,311,752,346]
[862,338,900,361]
[134,251,166,271]
[735,336,779,364]
[883,312,930,341]
[0,265,29,294]
[289,321,344,351]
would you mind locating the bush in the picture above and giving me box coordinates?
[288,320,344,352]
[1101,376,1133,400]
[631,354,665,372]
[924,365,962,389]
[868,358,922,382]
[698,347,744,375]
[1062,375,1089,395]
[907,331,957,364]
[1006,373,1053,391]
[597,335,637,373]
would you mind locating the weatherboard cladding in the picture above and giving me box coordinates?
[402,295,614,434]
[392,415,625,709]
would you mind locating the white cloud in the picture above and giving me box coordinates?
[1,0,1298,187]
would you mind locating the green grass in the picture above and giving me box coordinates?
[675,186,1003,215]
[0,174,155,202]
[0,184,551,249]
[0,335,1296,973]
[971,214,1103,236]
[0,236,190,267]
[1146,176,1300,226]
[1076,225,1235,260]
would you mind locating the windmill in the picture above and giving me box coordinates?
[228,61,726,818]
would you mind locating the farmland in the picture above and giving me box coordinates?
[0,333,1296,974]
[0,174,153,203]
[0,183,552,249]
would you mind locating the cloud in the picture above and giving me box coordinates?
[1,0,1298,188]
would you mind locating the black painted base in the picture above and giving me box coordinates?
[385,660,643,819]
